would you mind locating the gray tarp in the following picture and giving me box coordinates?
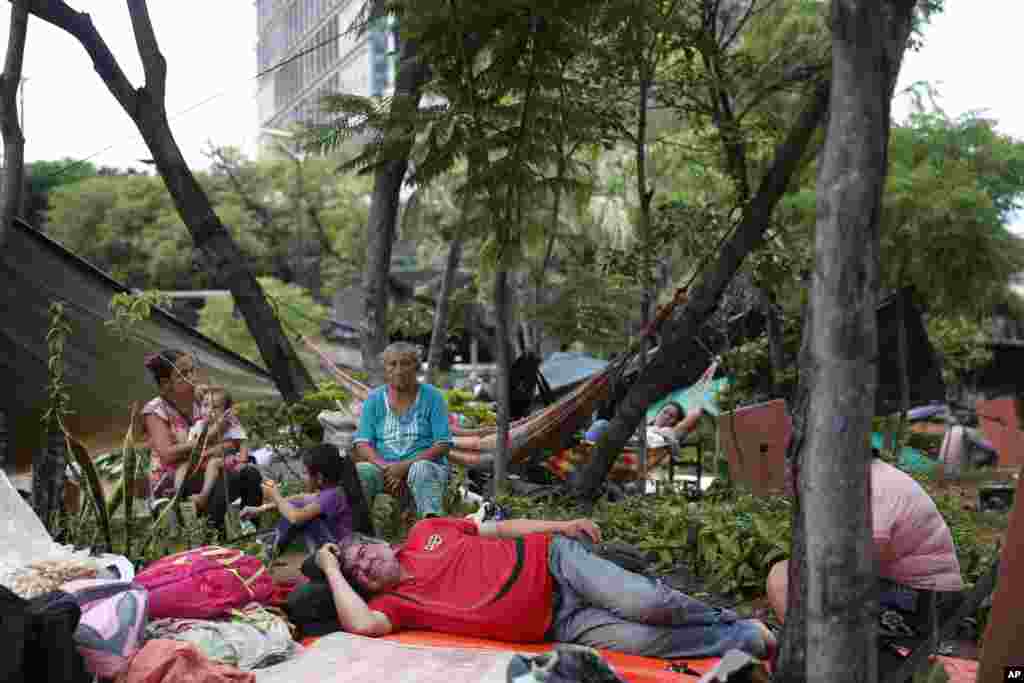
[539,352,609,394]
[1,218,279,471]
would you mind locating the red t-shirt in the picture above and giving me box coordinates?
[368,518,554,642]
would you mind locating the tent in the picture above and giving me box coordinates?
[0,218,280,473]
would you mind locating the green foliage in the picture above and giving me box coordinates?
[443,388,496,427]
[106,291,172,342]
[44,302,74,427]
[388,300,435,338]
[24,158,100,226]
[693,495,792,597]
[234,380,353,455]
[47,174,197,290]
[497,490,695,572]
[881,112,1024,316]
[926,315,994,386]
[717,317,802,412]
[198,278,326,366]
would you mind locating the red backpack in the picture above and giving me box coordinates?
[134,546,273,619]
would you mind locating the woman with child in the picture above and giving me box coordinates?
[141,349,263,531]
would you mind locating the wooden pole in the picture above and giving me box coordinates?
[977,472,1024,682]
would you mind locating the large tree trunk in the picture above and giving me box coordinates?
[25,0,314,401]
[977,473,1024,683]
[0,0,28,247]
[361,19,430,384]
[492,265,512,496]
[426,236,463,384]
[775,3,917,682]
[571,79,830,500]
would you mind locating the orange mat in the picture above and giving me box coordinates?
[302,631,720,683]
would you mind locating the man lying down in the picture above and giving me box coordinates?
[286,514,776,661]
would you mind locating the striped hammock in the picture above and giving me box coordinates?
[302,337,715,474]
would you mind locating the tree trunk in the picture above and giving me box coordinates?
[0,0,28,247]
[32,423,67,534]
[571,79,831,501]
[492,265,512,497]
[426,236,463,383]
[775,3,917,682]
[977,473,1024,683]
[361,20,430,384]
[761,289,787,394]
[25,0,314,402]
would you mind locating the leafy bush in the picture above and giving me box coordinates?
[443,388,496,427]
[692,494,792,597]
[235,380,353,454]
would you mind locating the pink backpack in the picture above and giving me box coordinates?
[62,578,149,678]
[134,546,273,619]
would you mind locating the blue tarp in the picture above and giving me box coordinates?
[540,352,609,393]
[870,432,937,474]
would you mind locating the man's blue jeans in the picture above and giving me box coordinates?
[357,460,448,518]
[546,536,770,659]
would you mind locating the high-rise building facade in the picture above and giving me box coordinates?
[255,0,395,152]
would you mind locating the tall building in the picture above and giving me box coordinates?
[255,0,395,153]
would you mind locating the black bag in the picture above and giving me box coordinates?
[0,586,91,683]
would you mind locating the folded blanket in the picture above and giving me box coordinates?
[146,607,301,671]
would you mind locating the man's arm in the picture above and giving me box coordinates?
[317,546,393,636]
[476,518,602,544]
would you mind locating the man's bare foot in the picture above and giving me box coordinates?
[191,493,209,512]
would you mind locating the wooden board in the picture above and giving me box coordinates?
[718,399,791,496]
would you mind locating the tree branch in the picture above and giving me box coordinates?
[126,0,166,104]
[0,0,28,245]
[22,0,139,113]
[572,78,830,501]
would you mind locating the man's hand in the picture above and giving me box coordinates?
[383,461,412,495]
[261,479,282,501]
[560,519,602,544]
[316,543,341,573]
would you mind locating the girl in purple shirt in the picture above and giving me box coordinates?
[245,444,355,561]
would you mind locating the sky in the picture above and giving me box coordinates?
[0,1,1021,233]
[2,2,258,172]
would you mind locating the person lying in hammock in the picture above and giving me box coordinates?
[648,401,704,442]
[586,401,704,445]
[286,514,776,661]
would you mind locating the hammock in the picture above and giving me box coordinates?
[302,336,614,467]
[545,361,720,483]
[303,337,720,478]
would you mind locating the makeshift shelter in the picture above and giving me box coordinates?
[0,218,280,474]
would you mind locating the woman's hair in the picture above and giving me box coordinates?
[380,341,421,361]
[144,349,189,386]
[301,443,346,485]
